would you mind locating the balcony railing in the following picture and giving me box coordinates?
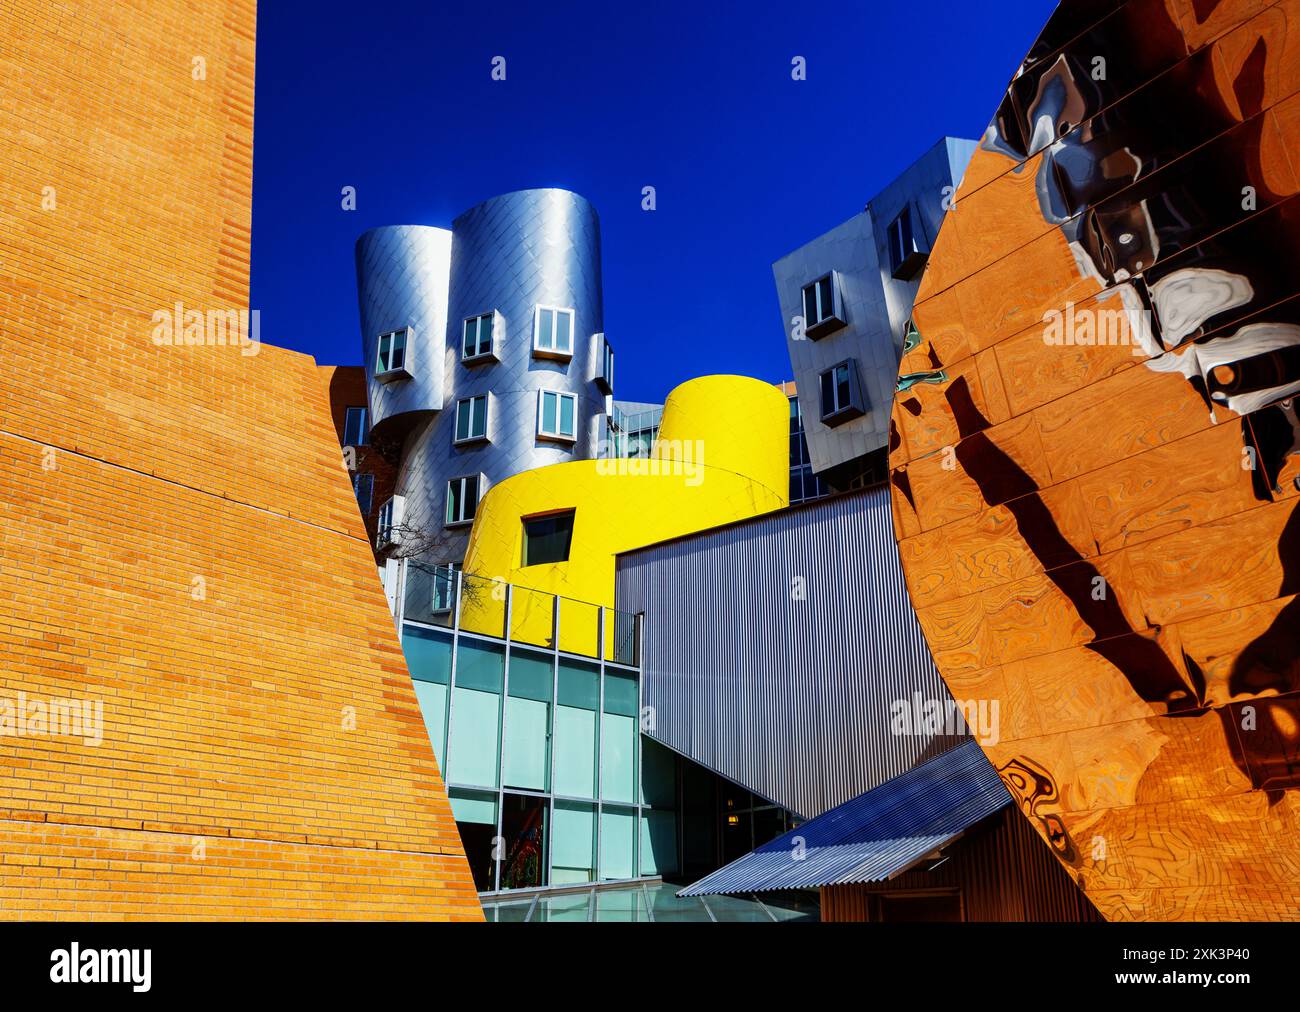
[402,561,641,666]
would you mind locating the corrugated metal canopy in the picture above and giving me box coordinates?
[678,740,1011,896]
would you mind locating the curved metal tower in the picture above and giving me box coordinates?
[357,189,609,567]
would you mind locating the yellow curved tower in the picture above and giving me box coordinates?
[460,375,788,650]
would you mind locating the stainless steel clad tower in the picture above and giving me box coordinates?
[357,189,611,570]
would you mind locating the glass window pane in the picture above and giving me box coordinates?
[447,479,462,524]
[820,369,834,415]
[522,511,574,566]
[462,319,474,358]
[640,738,676,807]
[601,670,637,803]
[541,392,557,434]
[818,276,833,319]
[556,310,571,351]
[555,659,598,798]
[552,801,594,884]
[538,308,553,349]
[594,887,647,922]
[464,475,479,520]
[559,394,574,437]
[640,810,679,876]
[447,640,504,788]
[404,626,452,765]
[502,649,553,792]
[391,330,405,369]
[377,332,390,370]
[413,680,449,767]
[802,284,816,325]
[456,400,469,441]
[600,711,636,803]
[448,788,498,892]
[472,396,486,437]
[599,806,636,881]
[500,793,547,890]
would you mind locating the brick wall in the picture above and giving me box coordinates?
[0,0,480,919]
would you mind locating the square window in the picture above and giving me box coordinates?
[446,474,481,526]
[800,273,845,339]
[454,395,488,443]
[522,510,575,566]
[462,313,495,361]
[538,390,578,441]
[818,359,865,427]
[375,327,412,379]
[534,306,575,358]
[343,406,368,446]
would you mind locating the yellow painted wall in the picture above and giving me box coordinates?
[460,375,789,653]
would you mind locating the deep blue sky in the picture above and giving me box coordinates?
[251,1,1054,404]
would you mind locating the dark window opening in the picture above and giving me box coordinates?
[522,510,575,566]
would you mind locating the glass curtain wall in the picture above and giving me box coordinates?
[400,563,666,895]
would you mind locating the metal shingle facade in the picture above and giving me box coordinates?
[678,740,1010,895]
[358,190,608,566]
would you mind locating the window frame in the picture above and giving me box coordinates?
[431,562,462,615]
[594,333,614,395]
[521,509,576,567]
[800,272,846,339]
[343,406,369,447]
[445,473,483,528]
[462,311,497,363]
[818,359,866,427]
[352,472,374,515]
[375,327,413,381]
[532,305,576,360]
[888,207,927,280]
[376,494,405,551]
[537,390,579,442]
[453,394,490,445]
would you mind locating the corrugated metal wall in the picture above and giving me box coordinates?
[820,807,1103,922]
[615,487,963,820]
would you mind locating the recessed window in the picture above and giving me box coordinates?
[595,333,614,395]
[818,360,866,427]
[376,494,405,550]
[375,328,411,379]
[343,406,368,446]
[352,472,374,515]
[534,306,575,358]
[888,207,927,280]
[538,390,577,441]
[462,313,496,361]
[522,510,575,566]
[454,395,488,444]
[800,273,845,339]
[446,475,481,526]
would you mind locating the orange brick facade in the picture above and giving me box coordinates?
[0,0,481,918]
